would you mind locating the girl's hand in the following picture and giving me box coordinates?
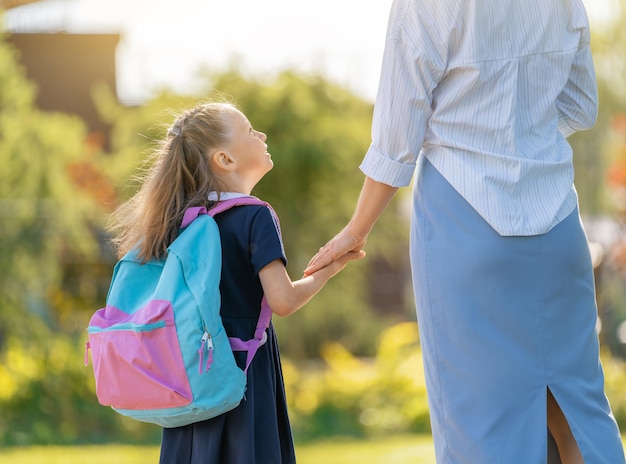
[322,249,367,277]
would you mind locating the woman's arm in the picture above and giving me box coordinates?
[259,251,365,317]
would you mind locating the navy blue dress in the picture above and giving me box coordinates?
[159,204,296,464]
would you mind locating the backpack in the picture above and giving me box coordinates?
[84,197,273,428]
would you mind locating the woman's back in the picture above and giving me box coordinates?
[377,0,597,234]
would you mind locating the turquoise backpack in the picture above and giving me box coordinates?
[85,197,272,427]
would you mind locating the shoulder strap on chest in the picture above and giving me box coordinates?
[181,196,269,228]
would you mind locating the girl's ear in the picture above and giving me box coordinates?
[211,149,236,172]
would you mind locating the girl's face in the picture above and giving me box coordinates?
[224,108,274,185]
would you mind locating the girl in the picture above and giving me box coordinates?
[109,101,364,463]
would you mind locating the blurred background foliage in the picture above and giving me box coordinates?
[1,1,626,446]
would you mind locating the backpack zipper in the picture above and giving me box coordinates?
[197,331,214,374]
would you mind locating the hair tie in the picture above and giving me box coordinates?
[168,125,182,137]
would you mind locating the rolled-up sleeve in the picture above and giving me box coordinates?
[360,143,417,186]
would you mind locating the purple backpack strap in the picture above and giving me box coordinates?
[181,206,208,228]
[229,296,273,374]
[207,196,269,217]
[180,196,269,228]
[181,196,276,374]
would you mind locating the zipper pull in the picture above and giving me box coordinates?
[198,331,209,374]
[84,341,91,366]
[205,335,214,372]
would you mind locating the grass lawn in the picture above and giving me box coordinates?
[297,435,436,463]
[0,435,434,464]
[1,435,625,463]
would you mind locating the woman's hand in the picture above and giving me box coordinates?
[304,227,367,276]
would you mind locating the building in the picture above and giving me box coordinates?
[3,0,120,149]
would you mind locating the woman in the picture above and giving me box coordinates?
[306,0,625,462]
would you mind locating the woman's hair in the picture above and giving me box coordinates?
[109,102,236,262]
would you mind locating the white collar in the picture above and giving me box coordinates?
[208,191,251,201]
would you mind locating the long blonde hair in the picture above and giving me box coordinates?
[109,102,235,262]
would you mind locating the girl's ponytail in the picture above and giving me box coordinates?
[109,102,234,261]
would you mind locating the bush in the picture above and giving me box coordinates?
[284,322,431,441]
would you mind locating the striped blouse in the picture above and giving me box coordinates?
[360,0,598,236]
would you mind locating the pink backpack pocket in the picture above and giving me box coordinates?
[86,300,192,410]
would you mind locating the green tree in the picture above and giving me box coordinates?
[0,29,102,341]
[0,27,125,444]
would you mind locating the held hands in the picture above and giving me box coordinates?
[304,227,368,276]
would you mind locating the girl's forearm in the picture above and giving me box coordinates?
[275,268,336,317]
[263,252,364,317]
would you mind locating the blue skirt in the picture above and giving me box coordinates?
[410,157,625,463]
